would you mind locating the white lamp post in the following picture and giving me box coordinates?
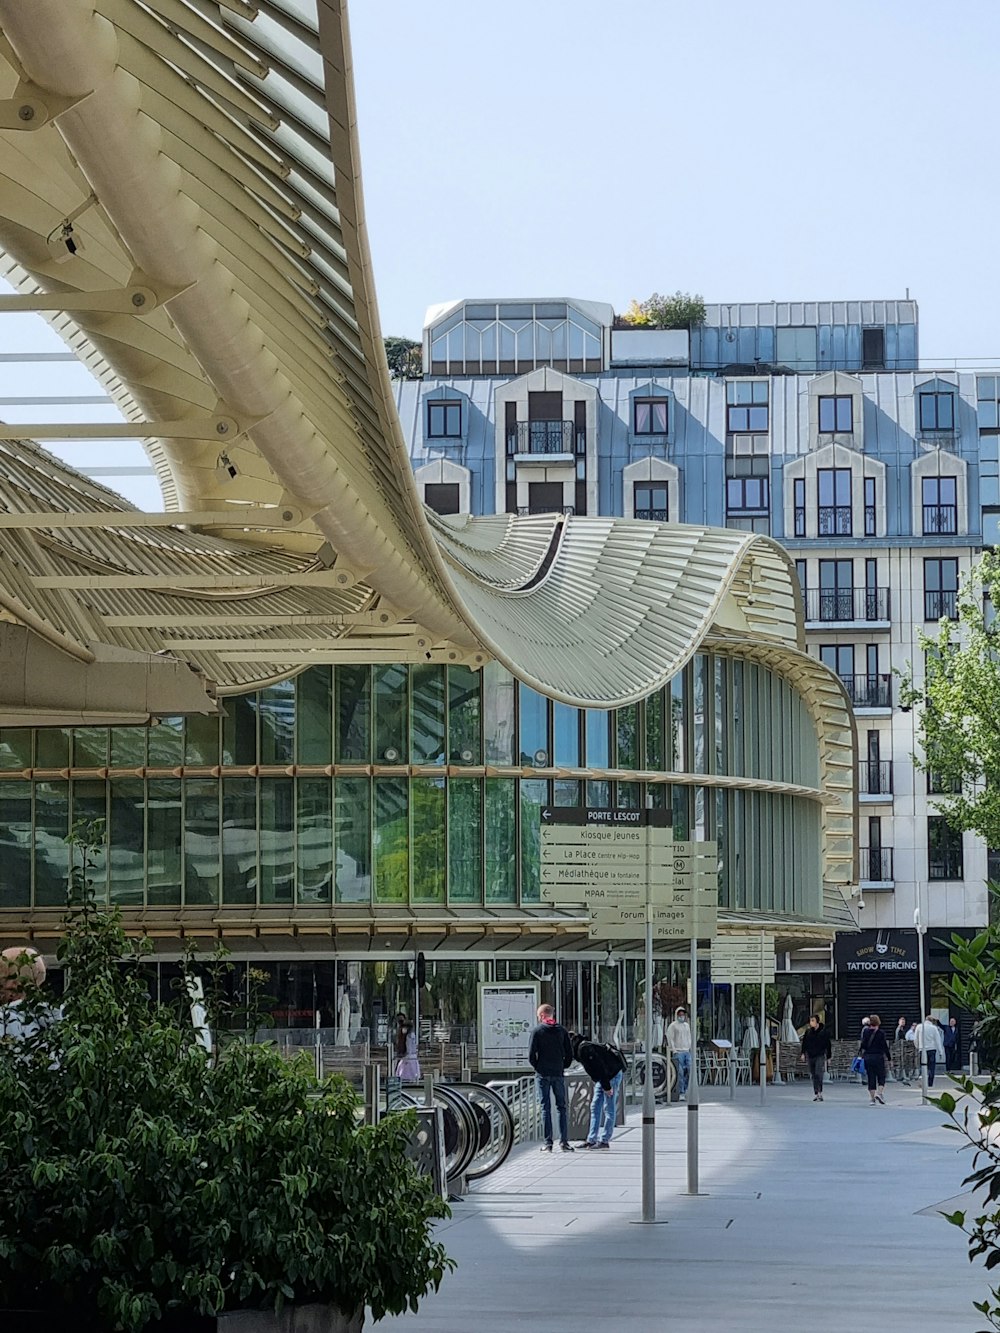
[914,906,928,1104]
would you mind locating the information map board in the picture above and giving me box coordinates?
[477,981,540,1071]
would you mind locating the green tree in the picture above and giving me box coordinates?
[383,336,422,380]
[619,292,706,330]
[902,551,1000,847]
[0,830,451,1330]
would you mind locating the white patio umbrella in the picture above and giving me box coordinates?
[742,1014,759,1053]
[780,994,799,1043]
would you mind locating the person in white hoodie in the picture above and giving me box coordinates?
[912,1014,946,1087]
[666,1006,692,1102]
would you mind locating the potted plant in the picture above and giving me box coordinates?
[0,828,451,1331]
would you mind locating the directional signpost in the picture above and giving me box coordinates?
[539,806,672,1222]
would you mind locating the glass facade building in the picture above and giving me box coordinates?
[0,655,823,922]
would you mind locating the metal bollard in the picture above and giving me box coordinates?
[363,1063,381,1126]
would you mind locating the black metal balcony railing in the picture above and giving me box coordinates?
[864,504,877,536]
[506,420,586,456]
[860,847,894,882]
[924,589,958,621]
[929,851,964,881]
[818,505,852,537]
[923,504,958,536]
[793,506,806,537]
[517,505,575,517]
[635,508,668,522]
[805,587,890,622]
[858,759,893,796]
[841,673,893,708]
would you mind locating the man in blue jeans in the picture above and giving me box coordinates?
[528,1003,574,1152]
[571,1032,626,1149]
[666,1006,692,1101]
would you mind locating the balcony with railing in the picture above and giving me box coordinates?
[506,420,586,458]
[517,505,575,517]
[859,846,894,885]
[841,673,893,710]
[804,587,890,626]
[793,506,806,537]
[634,507,668,522]
[924,589,958,621]
[923,504,958,536]
[858,760,893,800]
[818,505,852,537]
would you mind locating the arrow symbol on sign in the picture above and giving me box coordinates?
[542,809,553,822]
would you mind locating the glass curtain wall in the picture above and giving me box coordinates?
[0,656,823,915]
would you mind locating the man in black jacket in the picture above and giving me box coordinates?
[528,1004,574,1151]
[799,1014,832,1101]
[571,1032,625,1149]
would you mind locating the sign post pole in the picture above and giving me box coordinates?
[686,929,700,1194]
[759,928,767,1105]
[642,898,656,1221]
[729,980,737,1101]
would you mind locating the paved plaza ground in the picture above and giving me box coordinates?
[383,1078,986,1331]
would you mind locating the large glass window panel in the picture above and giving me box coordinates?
[296,778,333,904]
[520,778,547,904]
[35,729,69,769]
[0,729,31,770]
[671,674,685,770]
[222,695,257,766]
[72,781,108,898]
[554,779,581,806]
[586,780,610,808]
[483,661,514,764]
[146,780,182,906]
[448,665,481,763]
[148,716,183,767]
[109,780,145,906]
[184,779,220,906]
[410,665,446,765]
[336,665,371,762]
[616,781,641,808]
[519,683,548,764]
[335,775,371,902]
[644,690,666,771]
[296,667,332,765]
[448,780,482,904]
[222,778,257,905]
[411,776,446,903]
[110,726,145,768]
[553,703,580,767]
[34,782,70,906]
[586,710,610,769]
[616,704,638,769]
[73,728,108,768]
[260,780,294,903]
[374,665,408,763]
[374,777,408,903]
[258,681,295,765]
[184,714,220,767]
[0,781,31,906]
[693,655,708,774]
[485,777,516,903]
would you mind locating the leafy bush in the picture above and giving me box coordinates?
[383,336,422,380]
[0,837,451,1331]
[619,292,706,330]
[933,921,1000,1329]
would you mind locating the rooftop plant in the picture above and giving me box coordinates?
[619,291,706,330]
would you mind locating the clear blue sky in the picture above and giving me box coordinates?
[351,0,1000,365]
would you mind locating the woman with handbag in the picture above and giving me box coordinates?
[860,1013,891,1104]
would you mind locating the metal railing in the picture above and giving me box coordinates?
[929,851,964,881]
[818,505,852,536]
[634,507,668,521]
[924,589,958,620]
[805,587,890,622]
[859,759,893,795]
[517,505,575,516]
[793,506,806,537]
[860,846,894,882]
[506,420,586,455]
[841,673,892,708]
[923,504,958,536]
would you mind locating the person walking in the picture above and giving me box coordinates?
[394,1013,421,1081]
[913,1014,946,1086]
[528,1003,574,1152]
[799,1014,832,1101]
[666,1005,692,1102]
[860,1013,891,1104]
[944,1016,962,1072]
[571,1032,625,1150]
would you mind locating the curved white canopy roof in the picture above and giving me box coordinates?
[0,0,843,728]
